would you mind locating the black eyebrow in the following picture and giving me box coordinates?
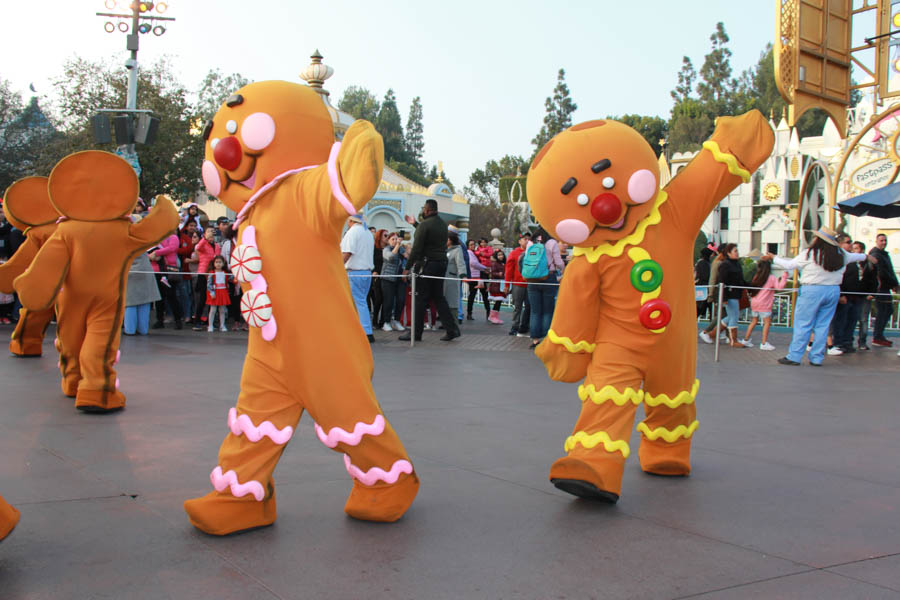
[561,177,577,194]
[226,94,244,107]
[591,159,611,173]
[202,120,214,141]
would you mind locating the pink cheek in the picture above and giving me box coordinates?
[555,219,590,245]
[627,169,657,204]
[241,112,276,151]
[202,160,222,196]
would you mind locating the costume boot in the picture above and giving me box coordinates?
[0,495,20,541]
[488,310,503,324]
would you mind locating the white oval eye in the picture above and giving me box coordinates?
[602,176,615,189]
[226,120,238,134]
[210,137,220,150]
[576,193,589,206]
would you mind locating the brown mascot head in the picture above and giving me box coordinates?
[3,176,58,230]
[200,80,335,213]
[526,120,660,248]
[48,151,139,221]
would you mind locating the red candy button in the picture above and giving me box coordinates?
[639,299,671,330]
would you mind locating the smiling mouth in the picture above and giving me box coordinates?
[224,154,260,190]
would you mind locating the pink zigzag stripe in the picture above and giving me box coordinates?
[343,455,413,486]
[228,408,293,444]
[327,142,357,216]
[210,466,265,501]
[315,415,385,448]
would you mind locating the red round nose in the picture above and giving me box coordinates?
[213,136,243,171]
[590,193,622,226]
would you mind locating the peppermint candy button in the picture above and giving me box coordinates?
[241,289,273,328]
[230,244,262,283]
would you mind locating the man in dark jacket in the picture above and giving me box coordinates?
[833,237,865,353]
[694,247,713,319]
[851,241,879,349]
[870,233,899,347]
[398,199,461,342]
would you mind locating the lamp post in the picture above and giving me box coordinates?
[94,1,176,170]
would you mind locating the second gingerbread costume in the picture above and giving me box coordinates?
[527,111,774,501]
[0,176,58,357]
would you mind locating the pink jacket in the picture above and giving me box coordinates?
[154,234,180,269]
[749,272,788,313]
[195,238,221,275]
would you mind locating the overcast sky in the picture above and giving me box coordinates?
[2,1,775,187]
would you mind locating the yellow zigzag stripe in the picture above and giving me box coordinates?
[627,246,662,303]
[578,384,644,406]
[637,420,699,442]
[547,329,596,353]
[644,379,700,408]
[573,191,668,262]
[702,141,751,183]
[565,431,631,458]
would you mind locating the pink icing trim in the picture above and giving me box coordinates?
[342,455,413,486]
[115,377,120,390]
[210,466,265,501]
[261,318,277,341]
[233,165,317,227]
[327,142,356,216]
[202,160,221,197]
[228,407,293,444]
[240,225,257,247]
[315,415,385,448]
[114,350,121,365]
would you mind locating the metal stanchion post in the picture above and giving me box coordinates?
[714,282,724,363]
[409,271,416,348]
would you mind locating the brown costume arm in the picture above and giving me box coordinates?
[535,256,601,383]
[295,119,385,237]
[13,235,70,311]
[127,195,179,250]
[0,236,39,293]
[664,109,774,233]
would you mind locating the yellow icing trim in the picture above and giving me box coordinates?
[650,327,667,334]
[573,191,668,262]
[565,431,631,458]
[578,384,644,406]
[701,141,751,183]
[627,245,664,327]
[627,247,650,263]
[637,420,699,442]
[547,329,596,353]
[644,380,700,408]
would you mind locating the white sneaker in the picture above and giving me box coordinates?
[391,320,405,331]
[516,332,530,338]
[740,338,753,347]
[424,323,433,331]
[720,332,729,341]
[382,323,393,332]
[759,342,775,351]
[807,342,813,351]
[207,326,214,332]
[827,347,843,356]
[220,326,228,332]
[699,331,713,344]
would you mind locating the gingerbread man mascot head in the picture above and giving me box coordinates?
[0,176,59,356]
[527,111,773,503]
[184,81,418,536]
[14,151,178,412]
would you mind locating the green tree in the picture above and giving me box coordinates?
[375,88,407,164]
[696,22,736,115]
[195,69,250,124]
[531,68,577,156]
[465,155,529,204]
[608,114,668,156]
[404,96,425,173]
[666,98,714,153]
[671,56,696,103]
[427,164,454,191]
[338,86,380,122]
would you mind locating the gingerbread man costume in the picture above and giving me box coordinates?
[0,176,58,357]
[184,81,418,535]
[527,111,773,502]
[14,151,178,412]
[0,494,18,540]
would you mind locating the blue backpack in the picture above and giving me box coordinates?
[520,242,549,281]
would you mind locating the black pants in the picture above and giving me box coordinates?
[833,300,862,349]
[467,279,490,317]
[413,261,458,339]
[193,275,208,321]
[873,298,894,340]
[155,274,183,324]
[381,277,404,322]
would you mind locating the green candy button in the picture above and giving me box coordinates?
[630,260,663,292]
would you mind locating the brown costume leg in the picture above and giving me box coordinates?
[638,367,699,476]
[55,296,85,398]
[305,382,418,523]
[549,348,644,502]
[184,355,299,535]
[74,299,125,412]
[9,307,54,357]
[0,494,19,541]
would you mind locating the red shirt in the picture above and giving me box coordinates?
[475,245,493,269]
[505,247,527,288]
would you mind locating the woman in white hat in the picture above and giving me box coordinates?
[769,226,876,366]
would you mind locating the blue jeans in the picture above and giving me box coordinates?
[347,270,373,335]
[724,298,740,328]
[857,299,872,345]
[787,285,840,364]
[527,273,558,340]
[124,303,151,335]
